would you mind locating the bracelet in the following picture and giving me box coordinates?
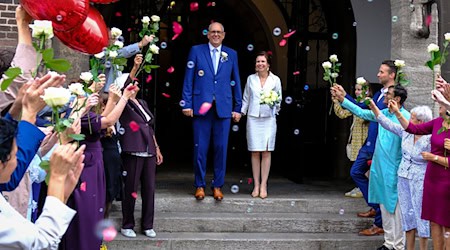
[155,145,160,149]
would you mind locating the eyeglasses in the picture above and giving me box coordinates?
[209,30,224,35]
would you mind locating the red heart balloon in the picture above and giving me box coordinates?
[20,0,90,32]
[90,0,120,3]
[54,7,109,54]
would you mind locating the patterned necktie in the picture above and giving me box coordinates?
[212,48,218,74]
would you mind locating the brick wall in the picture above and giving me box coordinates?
[0,1,18,48]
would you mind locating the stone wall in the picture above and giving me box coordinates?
[0,1,19,48]
[390,0,439,112]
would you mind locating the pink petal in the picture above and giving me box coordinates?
[247,178,253,185]
[199,102,212,115]
[126,85,137,91]
[172,21,183,34]
[162,93,171,98]
[129,121,140,132]
[190,2,199,11]
[426,15,432,26]
[102,226,117,242]
[267,51,273,56]
[80,182,86,192]
[131,192,138,199]
[146,75,152,83]
[115,12,122,17]
[132,77,139,82]
[279,39,287,47]
[283,30,296,38]
[292,71,300,75]
[167,66,175,73]
[127,28,132,32]
[172,34,180,40]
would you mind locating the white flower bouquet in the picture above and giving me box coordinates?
[260,90,282,108]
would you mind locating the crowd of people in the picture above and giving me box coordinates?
[1,5,449,250]
[331,60,450,250]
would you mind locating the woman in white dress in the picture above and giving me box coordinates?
[241,51,282,199]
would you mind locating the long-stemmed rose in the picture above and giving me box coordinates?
[135,15,161,78]
[322,54,341,87]
[394,59,409,86]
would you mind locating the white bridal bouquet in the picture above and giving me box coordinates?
[260,90,281,108]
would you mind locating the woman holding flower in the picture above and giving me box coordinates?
[59,77,136,250]
[241,51,281,199]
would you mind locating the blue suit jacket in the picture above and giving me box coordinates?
[0,115,44,191]
[182,44,242,118]
[345,90,387,153]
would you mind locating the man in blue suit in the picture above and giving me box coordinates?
[182,22,242,201]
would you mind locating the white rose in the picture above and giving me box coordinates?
[110,27,122,39]
[264,91,271,98]
[329,54,338,63]
[264,97,271,104]
[151,15,160,22]
[29,20,54,39]
[80,72,93,83]
[394,59,405,68]
[68,83,85,96]
[331,73,339,78]
[114,41,124,49]
[271,94,277,102]
[94,51,105,59]
[109,50,118,58]
[427,43,440,53]
[42,87,72,108]
[356,77,366,85]
[322,61,332,69]
[149,44,160,54]
[221,51,228,58]
[141,16,150,25]
[445,33,450,42]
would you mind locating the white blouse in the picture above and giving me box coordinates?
[241,72,282,117]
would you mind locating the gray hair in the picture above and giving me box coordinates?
[208,22,225,32]
[410,105,432,122]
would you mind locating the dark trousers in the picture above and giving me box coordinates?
[350,147,382,227]
[192,108,231,188]
[121,154,156,230]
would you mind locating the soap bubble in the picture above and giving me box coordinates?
[187,61,195,69]
[122,171,127,176]
[332,33,339,39]
[273,27,281,36]
[247,44,254,51]
[305,46,310,51]
[285,96,293,104]
[304,84,310,91]
[179,100,186,107]
[339,208,345,215]
[160,42,167,49]
[294,129,300,135]
[231,185,239,193]
[202,29,208,36]
[392,16,398,22]
[230,80,236,86]
[232,125,239,132]
[95,219,117,241]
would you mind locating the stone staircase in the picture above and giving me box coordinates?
[104,172,383,250]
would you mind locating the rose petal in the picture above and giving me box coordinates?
[146,75,152,83]
[131,192,138,199]
[80,182,86,192]
[199,102,212,115]
[102,226,117,242]
[247,178,253,185]
[172,21,183,34]
[115,12,122,17]
[283,30,296,38]
[129,121,140,132]
[292,71,300,75]
[162,93,171,98]
[279,39,287,47]
[167,66,175,73]
[267,51,273,56]
[126,85,137,91]
[190,2,199,11]
[426,15,432,26]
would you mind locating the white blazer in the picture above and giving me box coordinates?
[241,72,282,117]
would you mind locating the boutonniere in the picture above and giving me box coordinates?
[220,51,228,62]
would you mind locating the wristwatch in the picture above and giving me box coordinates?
[434,155,439,161]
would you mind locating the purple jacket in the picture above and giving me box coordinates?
[119,99,156,155]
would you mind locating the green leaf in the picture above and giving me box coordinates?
[62,119,72,128]
[437,126,446,135]
[399,79,410,86]
[323,76,329,81]
[144,65,152,73]
[425,60,434,70]
[145,53,153,63]
[68,133,86,141]
[364,99,371,105]
[39,160,50,185]
[42,48,54,62]
[45,59,72,72]
[113,57,128,66]
[149,65,160,69]
[1,67,22,91]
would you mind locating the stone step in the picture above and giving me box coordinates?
[103,232,383,250]
[111,196,370,214]
[108,211,373,233]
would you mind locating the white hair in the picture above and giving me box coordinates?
[208,22,224,32]
[410,105,432,122]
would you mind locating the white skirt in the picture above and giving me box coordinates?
[246,116,277,151]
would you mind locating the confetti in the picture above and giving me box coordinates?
[162,93,171,98]
[292,71,300,75]
[167,66,175,73]
[283,30,296,38]
[279,39,287,47]
[129,121,140,132]
[131,192,138,199]
[199,102,212,114]
[190,2,199,11]
[80,182,86,192]
[146,75,152,83]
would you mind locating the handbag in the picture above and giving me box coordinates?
[345,120,355,160]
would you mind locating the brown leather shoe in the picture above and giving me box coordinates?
[212,187,223,201]
[358,225,384,236]
[195,187,205,200]
[357,208,376,218]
